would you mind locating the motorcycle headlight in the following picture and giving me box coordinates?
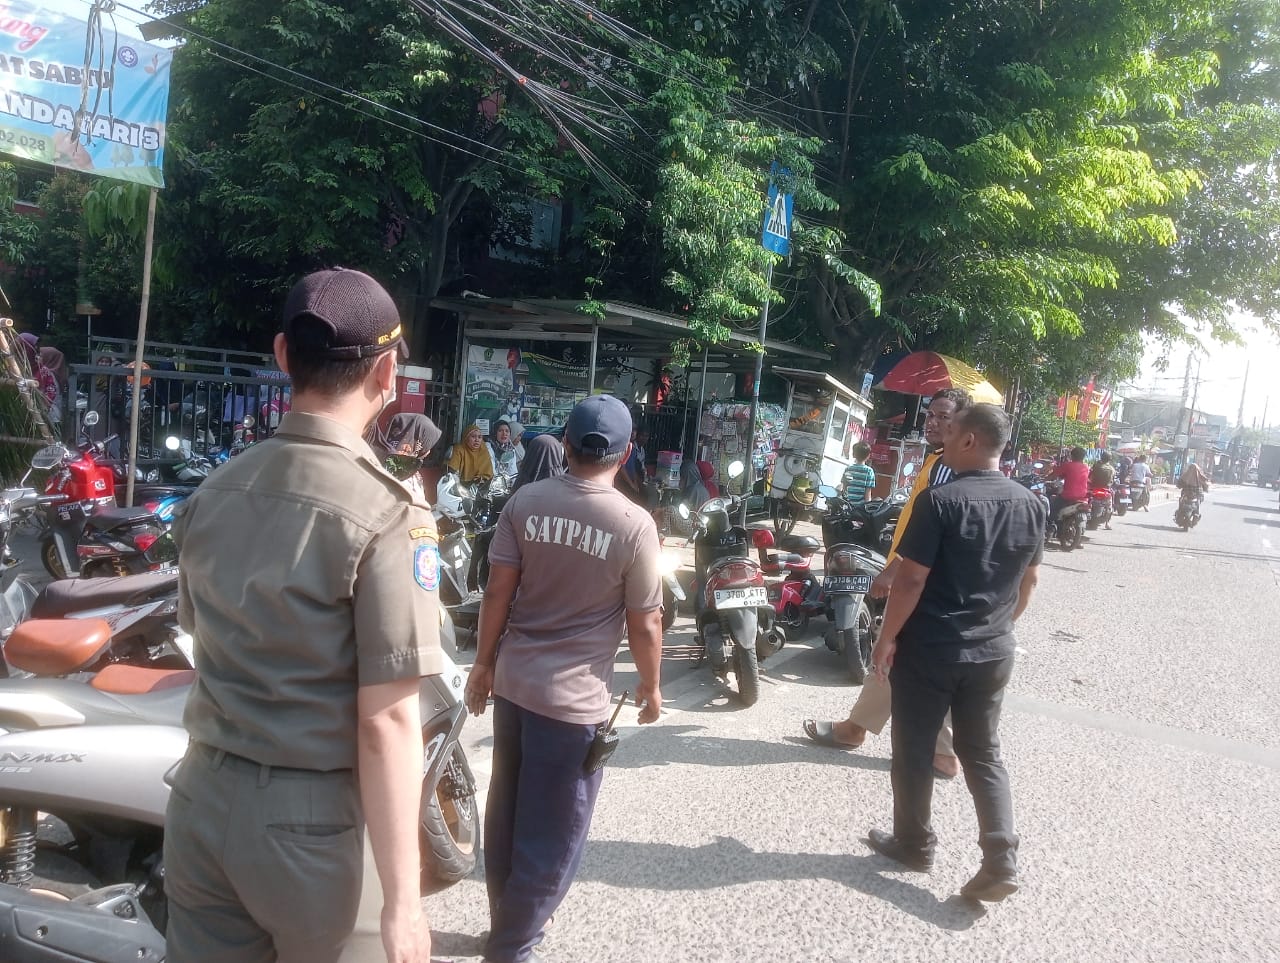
[657,552,681,577]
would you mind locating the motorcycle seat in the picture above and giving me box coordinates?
[5,618,113,676]
[778,534,821,554]
[31,570,179,619]
[88,505,158,528]
[91,663,196,695]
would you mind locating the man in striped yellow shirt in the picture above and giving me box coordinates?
[802,388,971,778]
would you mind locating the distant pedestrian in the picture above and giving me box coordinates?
[841,443,877,503]
[466,395,664,963]
[866,403,1044,902]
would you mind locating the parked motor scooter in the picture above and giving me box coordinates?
[0,882,166,962]
[0,611,480,925]
[816,485,886,682]
[34,413,177,580]
[749,526,823,637]
[678,461,783,706]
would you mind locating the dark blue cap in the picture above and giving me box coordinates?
[565,395,632,457]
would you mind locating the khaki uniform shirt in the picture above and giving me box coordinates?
[174,412,442,771]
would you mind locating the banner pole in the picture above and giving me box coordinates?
[125,187,158,508]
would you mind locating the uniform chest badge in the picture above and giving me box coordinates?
[414,543,440,591]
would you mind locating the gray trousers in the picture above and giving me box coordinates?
[164,742,364,963]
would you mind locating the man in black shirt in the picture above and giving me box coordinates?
[866,403,1045,902]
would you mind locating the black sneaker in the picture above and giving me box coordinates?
[960,866,1019,902]
[866,828,934,872]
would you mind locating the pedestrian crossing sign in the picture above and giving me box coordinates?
[761,178,794,256]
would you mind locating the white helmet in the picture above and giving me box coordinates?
[435,472,468,521]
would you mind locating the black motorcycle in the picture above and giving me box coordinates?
[817,485,886,683]
[1174,486,1204,531]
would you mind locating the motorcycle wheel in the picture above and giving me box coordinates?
[733,644,761,707]
[662,599,677,632]
[1116,506,1127,516]
[40,539,67,580]
[421,745,480,891]
[844,602,874,685]
[1059,522,1076,553]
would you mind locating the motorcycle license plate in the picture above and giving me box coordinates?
[824,575,871,594]
[713,586,768,609]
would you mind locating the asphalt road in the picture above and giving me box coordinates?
[434,482,1280,962]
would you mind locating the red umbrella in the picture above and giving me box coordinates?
[875,351,1004,404]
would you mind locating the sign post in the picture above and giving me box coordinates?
[744,169,793,521]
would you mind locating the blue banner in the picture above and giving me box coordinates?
[0,0,171,186]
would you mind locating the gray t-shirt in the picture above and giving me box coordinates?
[488,472,662,724]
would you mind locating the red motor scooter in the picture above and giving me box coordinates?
[36,412,177,580]
[750,527,823,636]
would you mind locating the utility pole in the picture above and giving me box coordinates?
[1237,360,1250,428]
[1177,351,1193,473]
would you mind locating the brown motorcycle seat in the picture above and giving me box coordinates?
[90,663,196,695]
[5,618,113,676]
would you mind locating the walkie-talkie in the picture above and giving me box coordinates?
[583,690,630,774]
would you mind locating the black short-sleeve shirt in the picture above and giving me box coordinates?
[895,469,1046,662]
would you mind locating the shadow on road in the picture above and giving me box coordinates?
[611,724,891,772]
[1040,560,1089,573]
[1242,517,1280,527]
[577,836,984,930]
[1212,501,1279,513]
[1089,541,1279,563]
[431,930,487,957]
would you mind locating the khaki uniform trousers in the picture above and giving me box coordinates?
[164,743,364,963]
[847,674,955,757]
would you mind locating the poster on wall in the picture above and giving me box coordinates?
[463,345,591,435]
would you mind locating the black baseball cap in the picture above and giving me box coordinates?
[565,395,633,456]
[282,268,408,360]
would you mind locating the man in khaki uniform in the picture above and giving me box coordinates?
[165,268,441,963]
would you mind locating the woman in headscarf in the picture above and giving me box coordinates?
[486,419,524,483]
[367,413,442,502]
[512,433,566,493]
[447,423,494,484]
[18,332,61,427]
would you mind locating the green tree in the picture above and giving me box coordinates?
[0,162,38,270]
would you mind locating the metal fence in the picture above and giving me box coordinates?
[68,364,291,459]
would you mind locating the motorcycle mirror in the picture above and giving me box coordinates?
[902,461,917,477]
[83,410,100,428]
[29,444,67,471]
[727,460,745,479]
[818,484,839,498]
[165,435,182,452]
[678,503,691,520]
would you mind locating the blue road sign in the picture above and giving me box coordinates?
[761,177,793,256]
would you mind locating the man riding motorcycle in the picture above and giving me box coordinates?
[1048,447,1090,517]
[1088,452,1117,529]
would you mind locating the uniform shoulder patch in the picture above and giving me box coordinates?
[409,526,436,540]
[414,543,440,591]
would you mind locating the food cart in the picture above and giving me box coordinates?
[768,368,873,512]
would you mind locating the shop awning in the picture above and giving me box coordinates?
[431,297,828,367]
